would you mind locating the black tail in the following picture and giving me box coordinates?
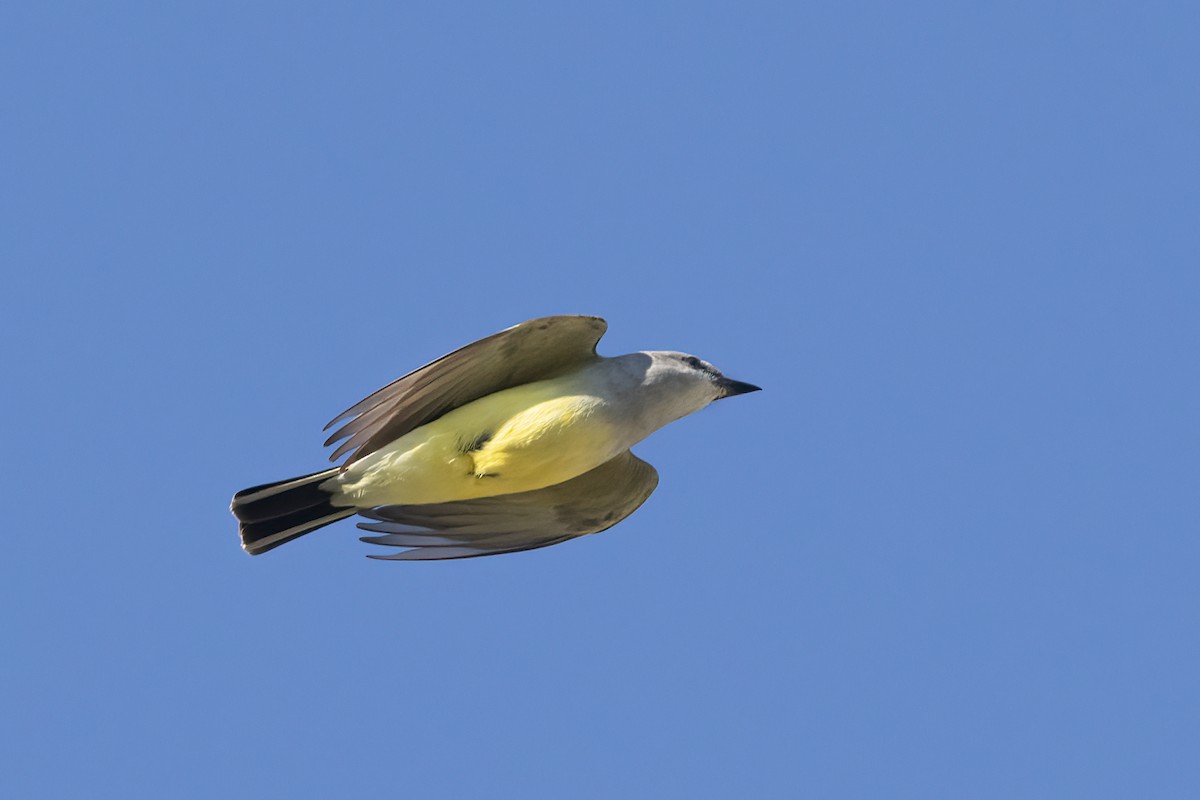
[230,468,354,555]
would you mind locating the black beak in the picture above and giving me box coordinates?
[716,378,762,399]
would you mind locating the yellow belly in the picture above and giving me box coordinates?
[330,377,620,507]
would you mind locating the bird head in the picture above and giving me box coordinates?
[640,350,761,421]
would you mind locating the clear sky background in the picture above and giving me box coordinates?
[3,2,1197,798]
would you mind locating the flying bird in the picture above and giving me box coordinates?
[230,315,759,560]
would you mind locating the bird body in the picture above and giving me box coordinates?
[231,316,758,560]
[332,373,621,507]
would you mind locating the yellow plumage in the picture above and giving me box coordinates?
[329,375,619,508]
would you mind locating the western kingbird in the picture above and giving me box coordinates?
[231,315,759,560]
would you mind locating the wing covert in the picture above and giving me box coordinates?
[324,315,606,464]
[357,451,659,560]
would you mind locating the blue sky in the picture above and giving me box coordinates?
[3,2,1197,797]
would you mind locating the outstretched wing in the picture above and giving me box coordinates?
[358,451,659,560]
[324,315,607,465]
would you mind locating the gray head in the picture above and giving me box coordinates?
[636,350,761,429]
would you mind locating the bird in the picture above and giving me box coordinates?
[230,315,760,560]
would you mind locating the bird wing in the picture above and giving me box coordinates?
[357,450,659,560]
[323,315,607,465]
